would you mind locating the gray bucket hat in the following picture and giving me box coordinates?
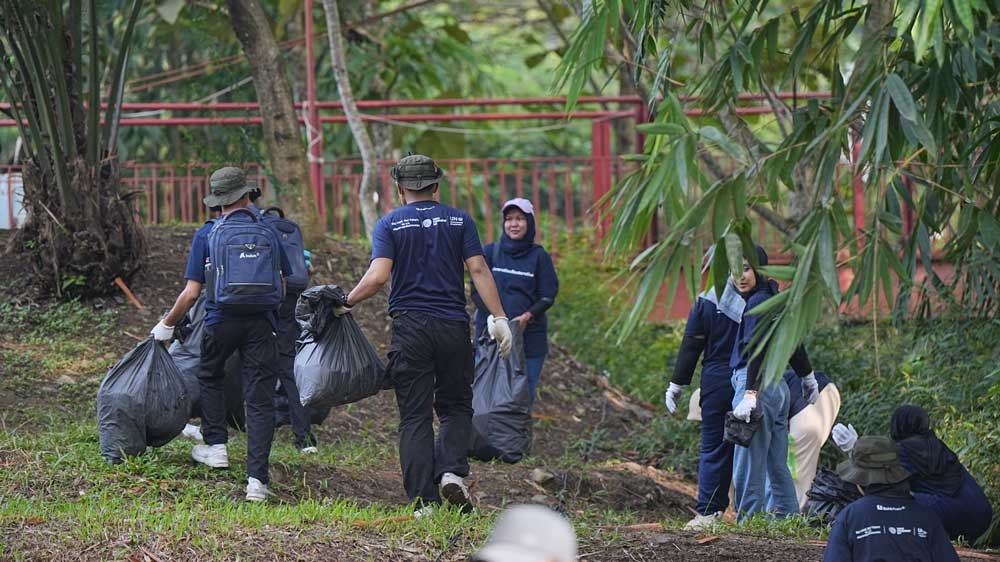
[390,154,443,190]
[204,166,257,207]
[837,435,911,487]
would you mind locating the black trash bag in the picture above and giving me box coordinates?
[168,294,207,417]
[274,382,332,427]
[294,285,385,409]
[97,338,191,464]
[723,410,763,447]
[801,467,864,525]
[168,295,250,429]
[469,321,532,464]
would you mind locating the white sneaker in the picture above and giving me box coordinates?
[684,511,723,531]
[414,505,435,519]
[246,477,269,502]
[300,446,318,455]
[191,444,229,468]
[181,423,204,442]
[439,472,472,512]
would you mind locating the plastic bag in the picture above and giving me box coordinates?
[97,338,191,463]
[801,467,864,524]
[294,285,385,408]
[168,295,207,417]
[274,383,332,426]
[469,321,532,463]
[168,295,250,429]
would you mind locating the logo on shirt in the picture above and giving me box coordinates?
[492,266,534,278]
[449,216,464,226]
[876,504,906,512]
[422,219,433,228]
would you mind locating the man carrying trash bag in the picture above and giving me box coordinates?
[151,166,292,503]
[342,154,512,515]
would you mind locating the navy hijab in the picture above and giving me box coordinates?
[890,405,964,496]
[499,206,537,258]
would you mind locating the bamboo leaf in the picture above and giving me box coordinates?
[636,122,686,136]
[817,214,842,304]
[101,0,144,156]
[949,0,974,34]
[914,0,944,62]
[886,73,917,122]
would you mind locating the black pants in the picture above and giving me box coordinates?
[199,317,278,484]
[276,295,314,448]
[388,312,474,505]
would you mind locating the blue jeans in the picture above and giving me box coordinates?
[731,368,799,521]
[524,355,546,398]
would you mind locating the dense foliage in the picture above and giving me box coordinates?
[558,0,1000,389]
[551,243,1000,544]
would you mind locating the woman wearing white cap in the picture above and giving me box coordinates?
[471,198,559,399]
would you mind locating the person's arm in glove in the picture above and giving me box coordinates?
[664,382,685,414]
[789,346,819,404]
[733,390,757,422]
[831,423,858,452]
[152,279,203,342]
[467,254,511,356]
[665,334,706,414]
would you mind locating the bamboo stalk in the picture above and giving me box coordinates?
[113,277,144,310]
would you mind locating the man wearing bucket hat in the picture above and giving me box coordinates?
[152,166,292,502]
[822,436,958,562]
[470,197,558,400]
[343,154,511,513]
[472,504,577,562]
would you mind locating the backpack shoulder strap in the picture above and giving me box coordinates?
[492,241,500,267]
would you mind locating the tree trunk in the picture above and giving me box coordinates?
[13,158,145,299]
[320,0,379,239]
[225,0,324,246]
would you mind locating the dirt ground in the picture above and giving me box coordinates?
[0,227,994,562]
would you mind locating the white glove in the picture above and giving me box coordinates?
[333,304,352,317]
[832,423,858,452]
[664,382,685,414]
[487,315,513,357]
[732,391,757,422]
[150,320,175,342]
[801,371,820,404]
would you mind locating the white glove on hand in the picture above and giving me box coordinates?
[801,371,820,404]
[487,315,513,357]
[333,304,353,317]
[732,392,757,423]
[664,382,684,414]
[832,423,858,452]
[150,320,174,342]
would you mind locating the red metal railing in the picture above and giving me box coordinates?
[117,158,638,245]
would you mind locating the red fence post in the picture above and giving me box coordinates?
[591,119,612,240]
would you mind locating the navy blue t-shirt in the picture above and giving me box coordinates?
[473,242,558,358]
[822,495,958,562]
[371,201,483,321]
[684,293,741,392]
[785,370,832,418]
[183,213,292,328]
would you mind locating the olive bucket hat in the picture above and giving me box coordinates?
[203,166,257,207]
[837,435,911,487]
[390,154,444,190]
